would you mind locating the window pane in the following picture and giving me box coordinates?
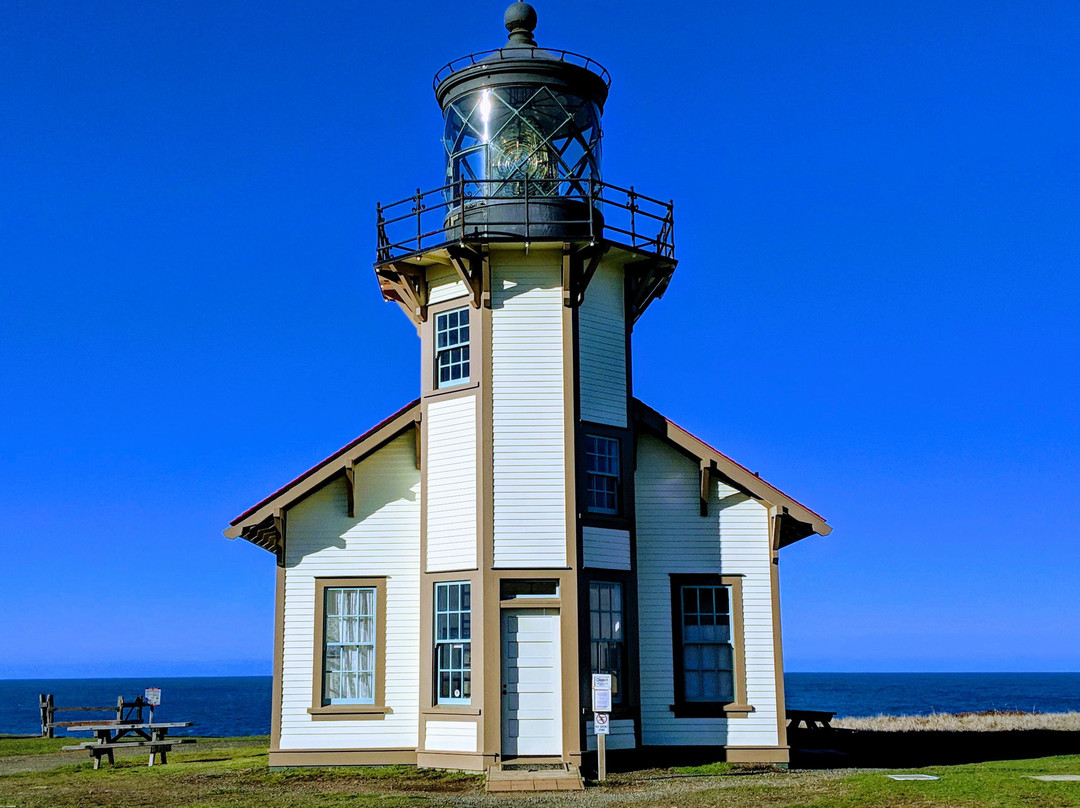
[685,671,702,700]
[436,308,471,388]
[434,582,472,703]
[323,586,377,705]
[717,671,734,702]
[585,435,620,514]
[589,582,625,703]
[702,670,720,699]
[679,584,736,703]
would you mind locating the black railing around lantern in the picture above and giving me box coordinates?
[433,48,612,90]
[375,178,674,265]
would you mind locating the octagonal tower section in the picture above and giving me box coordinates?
[373,2,677,772]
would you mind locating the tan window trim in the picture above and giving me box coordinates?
[420,706,482,716]
[312,577,388,720]
[669,703,755,718]
[669,574,751,719]
[308,705,393,721]
[498,597,561,609]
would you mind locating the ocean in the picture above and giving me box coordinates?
[2,673,1079,737]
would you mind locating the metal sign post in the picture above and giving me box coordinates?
[591,674,612,781]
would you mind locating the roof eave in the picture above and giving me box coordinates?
[632,399,831,546]
[223,400,422,553]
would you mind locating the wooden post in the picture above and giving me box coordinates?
[40,694,54,738]
[597,733,607,782]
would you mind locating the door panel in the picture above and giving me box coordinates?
[501,608,561,756]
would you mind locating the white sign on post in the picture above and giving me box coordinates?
[593,711,610,735]
[144,688,161,706]
[591,674,612,713]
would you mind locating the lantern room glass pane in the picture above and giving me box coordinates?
[443,85,602,200]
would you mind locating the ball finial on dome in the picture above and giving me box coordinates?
[504,2,538,46]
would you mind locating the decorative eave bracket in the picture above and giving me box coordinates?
[627,256,676,324]
[562,242,610,308]
[376,261,429,323]
[446,243,490,309]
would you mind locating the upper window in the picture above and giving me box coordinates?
[589,581,625,705]
[322,586,377,705]
[585,435,620,514]
[434,581,472,705]
[435,307,470,388]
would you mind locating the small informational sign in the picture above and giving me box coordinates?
[591,673,612,711]
[593,711,610,735]
[144,687,161,706]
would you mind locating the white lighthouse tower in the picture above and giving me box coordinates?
[374,0,675,766]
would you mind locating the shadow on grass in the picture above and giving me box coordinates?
[790,727,1080,768]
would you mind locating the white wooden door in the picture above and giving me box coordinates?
[501,608,561,756]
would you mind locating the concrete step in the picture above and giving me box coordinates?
[485,761,585,792]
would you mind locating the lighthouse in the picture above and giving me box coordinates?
[226,2,828,779]
[374,0,675,764]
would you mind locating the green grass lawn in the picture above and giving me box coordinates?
[1,735,1078,807]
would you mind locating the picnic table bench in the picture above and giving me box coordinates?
[39,693,151,737]
[61,722,194,769]
[787,709,837,730]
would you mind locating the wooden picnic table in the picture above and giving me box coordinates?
[787,709,837,730]
[62,721,194,769]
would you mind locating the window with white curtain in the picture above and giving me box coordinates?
[322,586,377,705]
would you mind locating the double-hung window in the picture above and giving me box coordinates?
[435,307,470,388]
[670,575,748,716]
[322,586,377,705]
[585,434,620,514]
[679,584,734,702]
[434,582,471,704]
[589,581,625,705]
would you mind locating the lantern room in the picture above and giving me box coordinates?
[435,2,607,201]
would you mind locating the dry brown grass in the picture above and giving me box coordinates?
[834,710,1080,732]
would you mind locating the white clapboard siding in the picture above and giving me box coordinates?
[426,395,477,572]
[585,718,636,751]
[491,256,567,568]
[424,719,479,753]
[280,432,421,751]
[634,434,779,748]
[427,265,469,305]
[578,263,627,427]
[582,526,631,570]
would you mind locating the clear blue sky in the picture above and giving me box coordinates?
[1,0,1078,678]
